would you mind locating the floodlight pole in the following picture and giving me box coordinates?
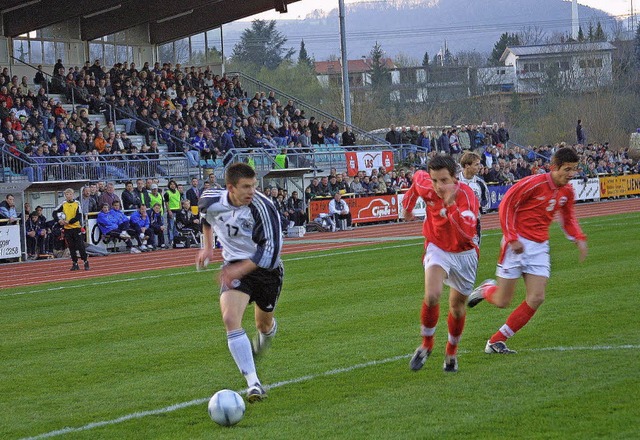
[338,0,352,125]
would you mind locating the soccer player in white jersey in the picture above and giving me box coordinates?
[197,163,283,402]
[457,152,489,244]
[402,156,480,373]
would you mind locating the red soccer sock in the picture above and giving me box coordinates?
[483,284,499,305]
[420,302,439,351]
[445,312,466,356]
[490,301,537,343]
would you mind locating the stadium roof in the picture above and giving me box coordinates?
[0,0,300,44]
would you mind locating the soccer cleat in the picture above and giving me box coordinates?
[468,279,496,308]
[409,346,432,371]
[130,247,142,254]
[443,355,459,373]
[251,334,271,357]
[119,231,131,239]
[70,263,79,271]
[484,340,517,354]
[246,384,267,403]
[84,261,90,271]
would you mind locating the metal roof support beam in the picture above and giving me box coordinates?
[81,0,220,42]
[150,0,299,45]
[3,0,122,37]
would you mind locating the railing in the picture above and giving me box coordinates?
[216,143,417,180]
[1,146,191,183]
[228,71,389,146]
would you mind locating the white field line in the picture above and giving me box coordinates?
[20,344,640,440]
[4,215,639,299]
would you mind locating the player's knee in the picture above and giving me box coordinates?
[221,312,241,331]
[527,294,545,309]
[492,296,512,308]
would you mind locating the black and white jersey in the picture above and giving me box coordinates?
[198,189,282,270]
[457,172,490,214]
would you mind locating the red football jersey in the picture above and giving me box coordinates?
[402,170,479,253]
[499,172,587,244]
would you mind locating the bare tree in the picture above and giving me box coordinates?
[455,50,488,68]
[517,26,548,45]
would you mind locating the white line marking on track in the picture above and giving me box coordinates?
[2,242,423,298]
[20,344,640,440]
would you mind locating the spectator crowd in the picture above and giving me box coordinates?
[1,59,360,182]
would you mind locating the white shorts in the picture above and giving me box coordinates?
[496,236,550,279]
[423,243,478,296]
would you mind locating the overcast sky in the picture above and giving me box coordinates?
[249,0,634,21]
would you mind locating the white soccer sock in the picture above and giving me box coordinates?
[227,328,260,387]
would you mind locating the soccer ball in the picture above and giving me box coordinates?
[208,389,245,426]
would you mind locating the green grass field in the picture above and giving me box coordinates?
[2,212,639,439]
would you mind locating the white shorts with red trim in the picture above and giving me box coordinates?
[496,236,550,279]
[423,243,478,295]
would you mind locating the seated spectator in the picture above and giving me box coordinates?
[286,191,306,227]
[129,204,151,251]
[96,201,139,253]
[328,192,352,230]
[0,194,20,224]
[148,202,166,249]
[25,211,47,259]
[176,199,201,236]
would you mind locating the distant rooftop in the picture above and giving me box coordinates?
[500,42,616,62]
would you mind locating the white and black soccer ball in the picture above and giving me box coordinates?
[208,389,245,426]
[56,212,66,221]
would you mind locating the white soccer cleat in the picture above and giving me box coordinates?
[468,279,496,308]
[484,340,517,354]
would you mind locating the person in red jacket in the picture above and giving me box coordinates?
[468,147,588,354]
[402,155,479,373]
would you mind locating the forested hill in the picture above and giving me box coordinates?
[223,0,614,62]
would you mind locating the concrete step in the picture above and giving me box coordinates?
[87,114,106,124]
[47,93,65,103]
[129,135,145,147]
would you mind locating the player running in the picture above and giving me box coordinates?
[467,147,588,354]
[457,152,490,244]
[403,156,480,373]
[197,163,283,402]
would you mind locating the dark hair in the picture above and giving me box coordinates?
[226,162,256,186]
[552,147,579,167]
[428,155,457,177]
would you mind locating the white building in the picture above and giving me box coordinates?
[478,42,615,94]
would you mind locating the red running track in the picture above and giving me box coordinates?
[1,198,638,289]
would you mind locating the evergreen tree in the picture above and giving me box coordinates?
[298,39,314,69]
[369,42,390,103]
[422,51,429,68]
[231,19,295,70]
[587,23,594,42]
[489,33,520,66]
[370,42,388,87]
[594,22,606,42]
[577,26,585,42]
